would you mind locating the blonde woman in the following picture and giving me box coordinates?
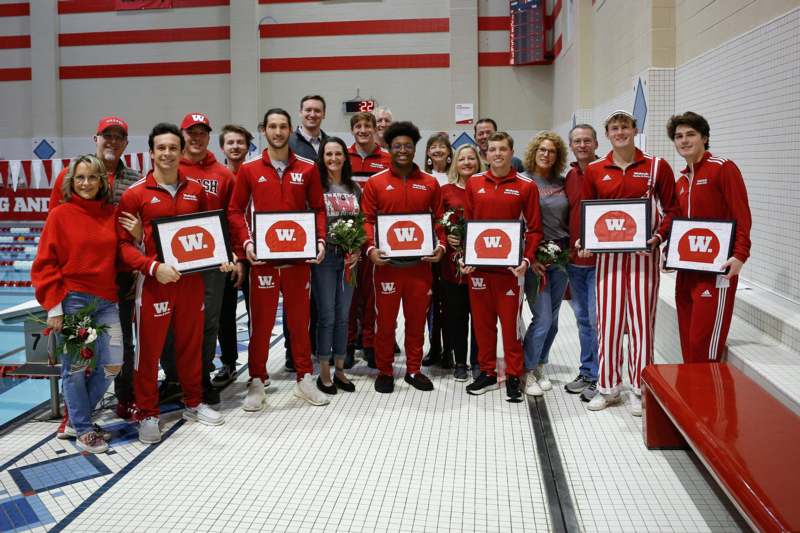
[521,131,570,397]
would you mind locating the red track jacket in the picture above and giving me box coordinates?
[564,161,596,267]
[179,152,234,212]
[348,144,392,184]
[116,171,209,277]
[227,150,326,258]
[676,151,752,262]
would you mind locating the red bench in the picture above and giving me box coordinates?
[642,363,800,532]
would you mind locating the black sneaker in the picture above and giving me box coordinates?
[439,350,454,369]
[211,365,236,388]
[333,374,356,393]
[316,376,337,395]
[466,372,499,395]
[580,381,598,402]
[374,374,394,393]
[158,381,183,404]
[203,385,220,405]
[564,374,592,394]
[453,365,469,382]
[421,349,440,367]
[506,376,523,403]
[404,372,434,391]
[363,347,377,369]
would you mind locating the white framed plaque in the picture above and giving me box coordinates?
[665,218,735,274]
[581,199,651,252]
[153,209,232,274]
[253,210,318,261]
[463,220,523,267]
[375,212,435,258]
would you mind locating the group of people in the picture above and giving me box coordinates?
[30,94,751,452]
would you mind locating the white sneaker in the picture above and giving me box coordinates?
[630,392,642,417]
[242,379,266,412]
[138,417,161,444]
[524,370,543,396]
[534,365,552,391]
[183,403,225,426]
[294,374,330,406]
[586,391,622,411]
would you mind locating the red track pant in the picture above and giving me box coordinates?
[676,271,738,363]
[373,262,431,376]
[135,274,204,418]
[347,254,375,349]
[248,263,312,381]
[467,270,524,378]
[595,250,659,395]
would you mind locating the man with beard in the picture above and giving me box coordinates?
[228,108,330,411]
[48,116,141,423]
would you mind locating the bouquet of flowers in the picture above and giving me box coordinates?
[529,240,571,294]
[41,301,108,371]
[328,213,367,286]
[440,208,466,243]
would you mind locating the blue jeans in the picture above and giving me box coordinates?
[59,292,122,436]
[566,264,598,380]
[312,247,355,360]
[523,266,569,369]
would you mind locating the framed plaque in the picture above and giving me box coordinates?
[375,212,435,258]
[463,220,523,267]
[153,209,232,274]
[665,218,735,274]
[581,199,651,252]
[253,210,318,261]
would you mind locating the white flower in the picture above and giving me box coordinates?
[85,328,97,344]
[347,220,354,226]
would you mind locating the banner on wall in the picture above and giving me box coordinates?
[115,0,173,10]
[0,190,50,221]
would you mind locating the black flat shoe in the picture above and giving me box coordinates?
[333,374,356,392]
[316,376,337,395]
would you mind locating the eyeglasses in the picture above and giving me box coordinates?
[536,147,557,156]
[100,133,126,143]
[391,143,415,152]
[73,174,102,184]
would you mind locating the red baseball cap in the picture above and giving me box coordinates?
[96,116,128,135]
[181,112,212,131]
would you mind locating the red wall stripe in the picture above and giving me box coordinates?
[260,18,448,38]
[0,67,31,81]
[0,3,28,17]
[0,35,30,49]
[478,52,510,67]
[60,59,229,79]
[58,0,228,14]
[260,53,449,72]
[59,26,229,46]
[477,16,509,31]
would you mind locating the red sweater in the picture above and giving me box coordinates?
[361,164,446,254]
[465,169,543,269]
[116,171,209,277]
[582,148,679,242]
[440,183,467,283]
[676,151,752,262]
[348,143,391,185]
[227,150,326,258]
[564,161,596,267]
[32,195,119,311]
[179,152,234,212]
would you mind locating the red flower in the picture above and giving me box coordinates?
[448,213,461,225]
[78,327,88,339]
[80,347,93,360]
[43,327,53,336]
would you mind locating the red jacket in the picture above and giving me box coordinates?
[440,183,467,283]
[676,151,751,262]
[179,152,234,212]
[227,150,326,258]
[582,148,679,242]
[116,171,209,277]
[32,195,119,311]
[361,164,446,254]
[465,169,543,268]
[348,143,391,185]
[564,161,596,267]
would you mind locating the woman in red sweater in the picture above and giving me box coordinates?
[32,154,127,454]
